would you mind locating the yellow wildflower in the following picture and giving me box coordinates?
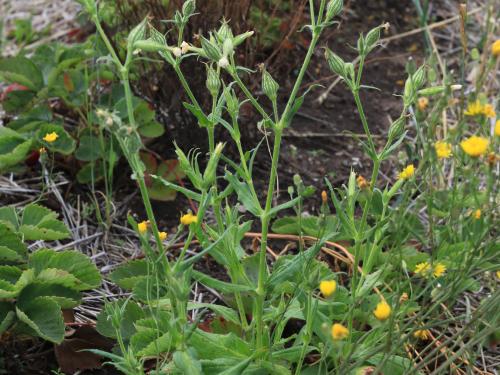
[415,262,446,278]
[321,190,328,204]
[137,220,149,234]
[373,300,392,321]
[398,164,415,180]
[483,104,496,118]
[415,262,431,276]
[464,100,483,116]
[492,39,500,57]
[417,97,429,111]
[433,263,446,278]
[159,231,167,241]
[331,323,349,340]
[414,329,431,340]
[43,132,59,143]
[434,141,452,159]
[495,120,500,137]
[496,271,500,279]
[180,212,198,225]
[460,135,489,157]
[473,209,481,220]
[357,175,369,189]
[319,280,337,298]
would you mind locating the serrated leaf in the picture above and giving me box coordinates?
[75,135,102,161]
[0,223,27,263]
[190,330,251,360]
[96,300,145,340]
[19,204,70,241]
[0,301,15,335]
[16,296,65,343]
[29,249,101,290]
[35,123,76,155]
[17,282,81,309]
[0,56,43,91]
[109,259,149,290]
[0,133,33,172]
[0,265,23,284]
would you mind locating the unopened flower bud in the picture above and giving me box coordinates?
[326,0,343,20]
[223,38,234,57]
[325,48,346,77]
[388,117,405,140]
[206,65,220,97]
[262,69,279,102]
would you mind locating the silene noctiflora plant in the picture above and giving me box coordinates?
[77,0,499,374]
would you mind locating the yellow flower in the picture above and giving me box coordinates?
[496,270,500,279]
[319,280,337,297]
[137,220,149,234]
[357,175,369,189]
[495,120,500,137]
[492,39,500,57]
[415,262,446,278]
[331,323,349,340]
[473,209,481,220]
[415,262,431,276]
[373,300,392,321]
[159,231,167,241]
[414,329,431,340]
[417,97,429,111]
[464,100,483,116]
[460,135,489,157]
[433,263,446,278]
[434,141,452,159]
[398,164,415,180]
[483,104,496,118]
[180,212,198,225]
[43,132,59,143]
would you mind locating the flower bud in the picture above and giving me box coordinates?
[388,116,405,141]
[262,69,279,102]
[412,66,426,90]
[223,87,239,118]
[203,143,225,188]
[233,31,254,47]
[201,36,221,61]
[326,0,343,20]
[223,38,234,57]
[325,48,346,77]
[217,22,234,42]
[365,26,381,52]
[206,65,220,98]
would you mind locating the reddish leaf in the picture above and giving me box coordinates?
[63,73,74,92]
[54,326,114,374]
